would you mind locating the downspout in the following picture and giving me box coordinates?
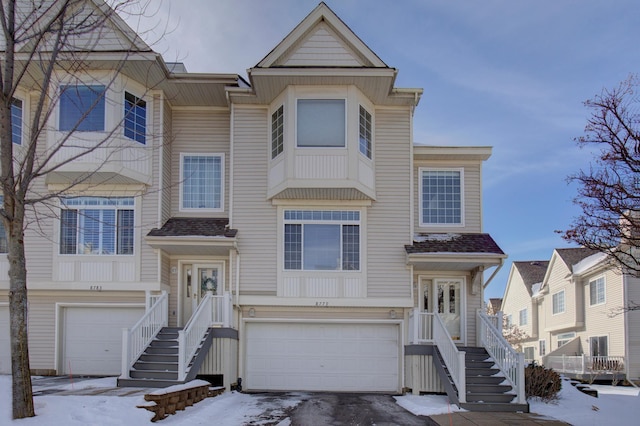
[483,257,505,289]
[235,249,240,308]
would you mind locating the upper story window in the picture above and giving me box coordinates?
[180,154,223,211]
[296,99,345,147]
[359,105,372,159]
[519,308,528,326]
[552,290,565,315]
[11,98,22,145]
[420,168,464,226]
[284,210,360,271]
[271,105,284,158]
[60,197,134,255]
[124,91,146,144]
[589,276,605,306]
[59,85,106,131]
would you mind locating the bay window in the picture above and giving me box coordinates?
[296,99,345,147]
[60,197,134,255]
[59,85,106,131]
[284,210,360,271]
[124,91,146,144]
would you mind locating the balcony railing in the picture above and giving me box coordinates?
[120,291,168,379]
[545,355,625,375]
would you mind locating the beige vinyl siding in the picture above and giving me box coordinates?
[25,291,145,371]
[282,23,361,67]
[231,107,277,295]
[465,282,481,345]
[413,161,482,233]
[544,256,577,331]
[626,275,640,379]
[170,109,230,217]
[367,108,412,298]
[501,268,536,338]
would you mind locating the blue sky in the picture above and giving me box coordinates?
[128,0,640,301]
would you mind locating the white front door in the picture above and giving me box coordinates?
[181,264,220,326]
[420,277,465,343]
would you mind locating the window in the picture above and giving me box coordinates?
[124,92,146,144]
[552,290,565,314]
[590,336,608,356]
[359,105,372,158]
[524,347,535,362]
[59,85,105,131]
[519,308,528,326]
[284,210,360,271]
[271,105,284,159]
[0,196,6,253]
[589,276,605,306]
[11,98,22,145]
[420,169,463,225]
[539,340,546,356]
[297,99,345,147]
[60,197,134,255]
[181,154,223,211]
[557,332,575,348]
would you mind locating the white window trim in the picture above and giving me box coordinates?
[588,334,609,357]
[556,331,575,348]
[358,104,373,160]
[519,308,528,326]
[295,97,348,149]
[418,167,465,228]
[588,275,606,306]
[270,104,285,159]
[552,289,565,315]
[179,152,225,213]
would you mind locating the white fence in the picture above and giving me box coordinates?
[546,355,625,375]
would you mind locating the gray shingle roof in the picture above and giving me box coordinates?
[147,218,237,238]
[556,248,599,270]
[513,261,549,295]
[405,233,505,255]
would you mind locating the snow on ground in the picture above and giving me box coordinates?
[2,374,640,425]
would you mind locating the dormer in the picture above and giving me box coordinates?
[227,2,421,200]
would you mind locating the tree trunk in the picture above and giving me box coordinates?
[8,206,34,419]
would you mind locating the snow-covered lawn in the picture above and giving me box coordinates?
[1,375,640,425]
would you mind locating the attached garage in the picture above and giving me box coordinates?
[0,305,9,374]
[245,322,400,392]
[59,305,144,375]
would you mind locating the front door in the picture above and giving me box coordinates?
[420,277,465,342]
[181,264,220,326]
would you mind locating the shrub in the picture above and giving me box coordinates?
[525,363,561,402]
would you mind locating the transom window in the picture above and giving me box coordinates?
[284,210,360,271]
[59,85,105,131]
[557,332,575,348]
[11,98,22,145]
[519,308,528,326]
[60,197,134,255]
[420,169,463,225]
[296,99,345,147]
[271,105,284,159]
[359,105,372,158]
[589,276,605,306]
[180,154,223,211]
[124,91,146,144]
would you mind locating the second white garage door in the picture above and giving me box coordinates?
[245,322,400,392]
[0,305,9,374]
[60,306,144,376]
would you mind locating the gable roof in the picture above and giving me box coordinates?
[513,261,549,295]
[555,248,599,271]
[256,2,387,69]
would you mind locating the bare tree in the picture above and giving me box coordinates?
[0,0,158,418]
[561,75,640,279]
[502,317,529,352]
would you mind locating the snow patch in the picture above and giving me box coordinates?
[414,233,461,243]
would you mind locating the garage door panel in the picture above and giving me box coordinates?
[62,306,143,376]
[246,322,400,392]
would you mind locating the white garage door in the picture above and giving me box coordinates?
[246,322,400,392]
[0,306,9,374]
[61,306,144,376]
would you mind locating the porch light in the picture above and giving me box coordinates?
[389,310,397,319]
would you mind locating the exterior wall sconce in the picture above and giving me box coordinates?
[389,310,396,319]
[248,308,255,317]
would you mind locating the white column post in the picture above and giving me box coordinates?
[457,351,466,403]
[120,328,130,379]
[178,330,186,381]
[517,352,526,404]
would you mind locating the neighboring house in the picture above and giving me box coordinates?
[0,1,527,410]
[502,248,640,382]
